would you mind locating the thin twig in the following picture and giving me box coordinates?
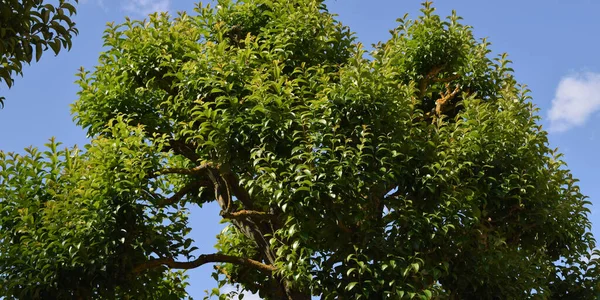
[222,210,276,221]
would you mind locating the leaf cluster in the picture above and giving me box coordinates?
[0,0,79,106]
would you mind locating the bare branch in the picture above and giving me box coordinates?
[156,182,199,206]
[148,162,221,178]
[435,83,461,116]
[147,162,225,207]
[150,161,233,211]
[156,139,252,212]
[133,253,276,274]
[148,166,203,178]
[222,210,276,221]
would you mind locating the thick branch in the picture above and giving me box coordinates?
[223,172,254,210]
[133,253,276,274]
[435,83,461,117]
[169,139,200,162]
[418,64,445,98]
[207,168,232,213]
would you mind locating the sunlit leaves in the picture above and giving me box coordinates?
[1,0,598,299]
[0,121,190,298]
[0,0,79,107]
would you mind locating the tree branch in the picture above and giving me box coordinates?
[207,167,232,213]
[152,161,232,212]
[148,162,225,207]
[223,171,254,210]
[148,166,203,178]
[169,139,201,162]
[133,253,276,274]
[222,210,276,221]
[148,162,221,178]
[156,182,199,206]
[161,139,251,212]
[418,64,445,98]
[435,83,461,117]
[214,265,234,282]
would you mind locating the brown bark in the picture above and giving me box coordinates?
[132,253,276,274]
[435,83,461,117]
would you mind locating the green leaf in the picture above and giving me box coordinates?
[35,42,43,62]
[346,282,358,291]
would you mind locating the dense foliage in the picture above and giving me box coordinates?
[0,0,78,106]
[1,0,599,299]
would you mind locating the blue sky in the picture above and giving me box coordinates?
[0,0,599,298]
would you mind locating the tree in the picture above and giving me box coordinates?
[1,0,599,299]
[0,0,79,107]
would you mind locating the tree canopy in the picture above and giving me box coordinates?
[1,0,599,299]
[0,0,78,107]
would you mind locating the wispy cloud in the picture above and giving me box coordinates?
[548,72,600,132]
[122,0,171,16]
[80,0,108,12]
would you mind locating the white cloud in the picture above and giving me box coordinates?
[122,0,171,16]
[548,72,600,132]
